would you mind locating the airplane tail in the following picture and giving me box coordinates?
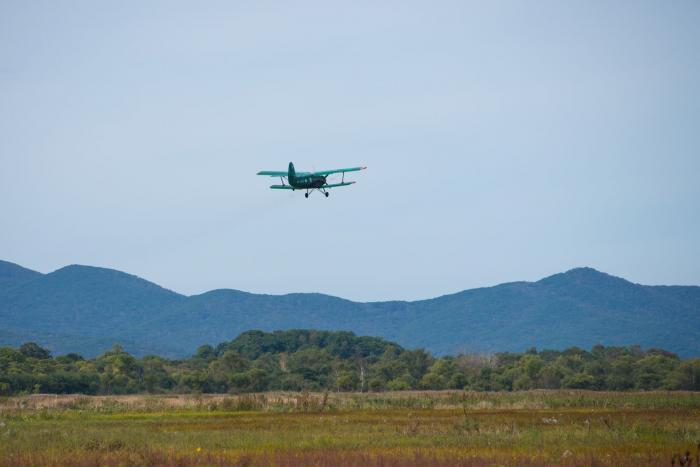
[288,162,296,181]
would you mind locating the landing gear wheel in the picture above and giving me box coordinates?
[305,193,309,198]
[325,192,329,198]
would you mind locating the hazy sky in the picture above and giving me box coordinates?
[1,1,699,301]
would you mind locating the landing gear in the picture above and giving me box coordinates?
[303,188,329,198]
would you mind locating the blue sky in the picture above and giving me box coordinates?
[1,1,699,301]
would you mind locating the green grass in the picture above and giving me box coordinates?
[1,391,699,466]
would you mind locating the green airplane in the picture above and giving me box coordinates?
[257,162,366,198]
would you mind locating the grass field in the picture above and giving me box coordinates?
[1,391,699,466]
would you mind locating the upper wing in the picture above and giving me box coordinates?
[310,167,366,177]
[257,171,311,177]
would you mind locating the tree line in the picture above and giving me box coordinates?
[1,330,699,395]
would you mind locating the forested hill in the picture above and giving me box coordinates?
[1,330,699,395]
[0,260,42,292]
[1,259,699,358]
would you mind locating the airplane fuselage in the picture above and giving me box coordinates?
[287,162,327,190]
[289,174,327,189]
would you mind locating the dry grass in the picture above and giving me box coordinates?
[4,389,700,412]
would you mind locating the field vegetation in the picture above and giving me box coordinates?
[1,391,699,466]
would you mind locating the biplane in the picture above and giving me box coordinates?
[257,162,366,198]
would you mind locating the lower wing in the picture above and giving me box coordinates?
[324,181,356,189]
[269,182,355,190]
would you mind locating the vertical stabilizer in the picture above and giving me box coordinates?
[288,162,296,182]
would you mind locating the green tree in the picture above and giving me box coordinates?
[665,359,700,390]
[606,356,635,390]
[420,359,458,390]
[537,364,567,389]
[561,373,595,389]
[633,355,677,390]
[520,355,544,380]
[19,342,51,360]
[336,372,358,391]
[401,349,433,382]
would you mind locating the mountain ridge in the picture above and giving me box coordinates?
[0,261,698,358]
[0,259,44,292]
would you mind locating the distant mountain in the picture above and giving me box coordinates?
[0,262,698,358]
[0,264,185,356]
[0,260,42,293]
